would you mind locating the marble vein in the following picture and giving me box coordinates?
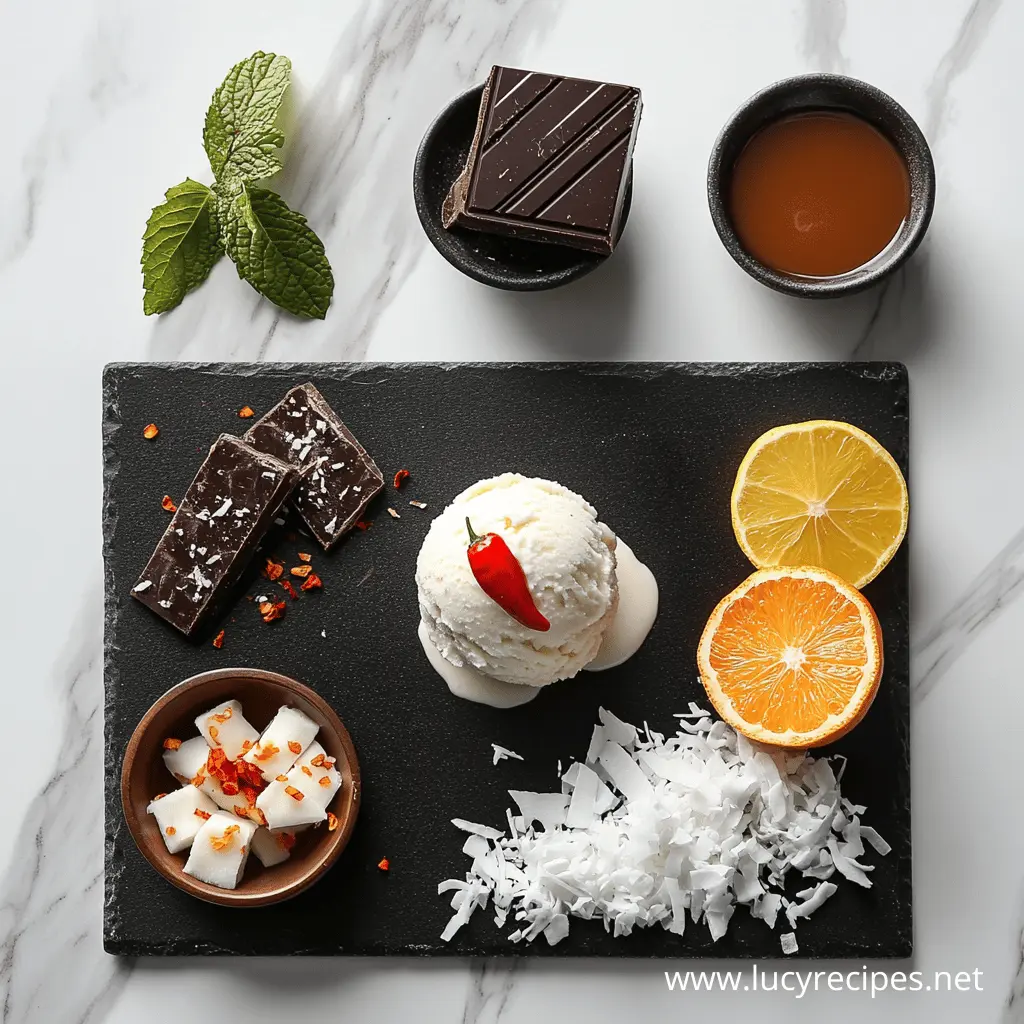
[913,520,1024,703]
[801,0,849,73]
[924,0,1003,142]
[462,960,520,1024]
[1005,919,1024,1024]
[0,600,132,1024]
[0,12,134,270]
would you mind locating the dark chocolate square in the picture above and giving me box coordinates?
[243,383,384,550]
[442,66,642,255]
[131,434,299,637]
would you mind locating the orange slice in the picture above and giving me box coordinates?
[697,566,882,748]
[731,420,908,588]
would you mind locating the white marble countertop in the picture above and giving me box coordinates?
[1,0,1021,1020]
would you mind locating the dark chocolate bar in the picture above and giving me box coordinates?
[243,383,384,550]
[442,66,641,255]
[131,435,299,636]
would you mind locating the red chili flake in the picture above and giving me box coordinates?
[301,765,313,777]
[212,630,225,649]
[162,738,182,751]
[284,786,304,802]
[235,759,268,802]
[377,857,390,872]
[355,520,371,531]
[278,832,297,851]
[288,741,302,755]
[300,573,323,592]
[210,824,240,851]
[323,757,336,770]
[208,725,219,742]
[254,741,280,762]
[241,739,253,753]
[251,808,268,827]
[275,774,288,783]
[232,806,251,820]
[161,495,177,513]
[206,749,239,791]
[165,826,176,836]
[327,812,339,832]
[152,793,168,801]
[238,406,255,419]
[297,552,312,563]
[259,599,286,623]
[393,469,410,489]
[279,579,299,601]
[318,776,331,788]
[310,753,326,768]
[143,423,159,440]
[290,564,313,578]
[190,770,206,787]
[264,559,285,581]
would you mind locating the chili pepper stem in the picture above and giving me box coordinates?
[465,517,483,546]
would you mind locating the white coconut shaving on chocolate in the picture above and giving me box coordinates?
[492,744,524,766]
[438,704,887,946]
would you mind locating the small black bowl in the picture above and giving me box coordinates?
[707,74,935,298]
[413,84,632,291]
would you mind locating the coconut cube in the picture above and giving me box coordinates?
[294,740,342,810]
[255,773,328,831]
[147,786,219,855]
[162,736,210,785]
[183,811,257,889]
[250,826,295,868]
[243,706,319,782]
[195,699,260,760]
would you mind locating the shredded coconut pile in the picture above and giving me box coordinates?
[439,705,890,951]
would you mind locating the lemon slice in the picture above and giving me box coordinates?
[731,420,908,588]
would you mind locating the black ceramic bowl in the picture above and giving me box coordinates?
[413,84,633,291]
[708,74,935,298]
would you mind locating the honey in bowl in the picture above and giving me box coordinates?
[727,111,910,278]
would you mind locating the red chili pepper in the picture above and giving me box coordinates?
[465,518,550,632]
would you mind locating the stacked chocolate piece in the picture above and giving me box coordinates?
[132,383,383,637]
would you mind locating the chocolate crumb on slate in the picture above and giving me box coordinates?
[243,383,384,550]
[131,435,300,637]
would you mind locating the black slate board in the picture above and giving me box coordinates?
[103,362,911,958]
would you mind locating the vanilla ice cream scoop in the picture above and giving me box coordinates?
[416,474,619,687]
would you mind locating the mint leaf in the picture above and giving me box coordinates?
[141,179,221,315]
[218,185,333,319]
[204,52,290,183]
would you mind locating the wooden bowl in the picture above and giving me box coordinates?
[121,667,360,907]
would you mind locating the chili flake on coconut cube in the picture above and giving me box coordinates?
[163,736,211,786]
[293,740,341,810]
[242,706,318,782]
[183,812,257,889]
[147,787,219,854]
[255,771,329,831]
[194,699,259,760]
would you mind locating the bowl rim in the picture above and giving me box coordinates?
[412,83,630,292]
[120,666,361,908]
[706,72,936,298]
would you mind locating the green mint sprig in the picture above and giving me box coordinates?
[141,52,334,320]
